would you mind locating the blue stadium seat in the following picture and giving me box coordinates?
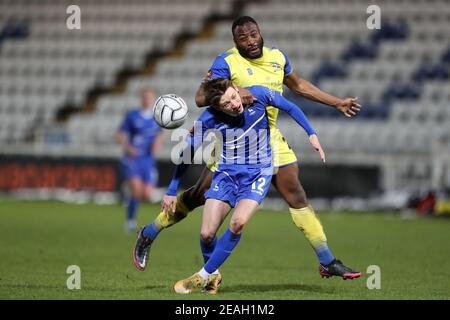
[371,20,409,44]
[414,63,450,82]
[341,41,377,62]
[0,20,29,48]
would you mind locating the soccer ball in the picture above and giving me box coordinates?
[153,94,188,129]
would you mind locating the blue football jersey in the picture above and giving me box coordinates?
[166,85,315,196]
[119,109,162,157]
[193,86,273,169]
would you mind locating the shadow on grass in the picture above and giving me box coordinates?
[221,283,335,294]
[1,282,335,296]
[0,283,63,290]
[0,282,167,292]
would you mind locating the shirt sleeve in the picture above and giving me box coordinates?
[208,54,231,80]
[265,88,315,136]
[119,112,132,134]
[166,113,211,196]
[280,50,293,76]
[166,162,190,196]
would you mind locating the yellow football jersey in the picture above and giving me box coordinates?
[208,46,293,128]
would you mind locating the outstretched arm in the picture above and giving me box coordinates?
[284,72,361,118]
[196,54,256,107]
[162,142,193,214]
[270,90,326,162]
[151,131,165,154]
[115,113,138,157]
[162,121,206,213]
[270,90,316,135]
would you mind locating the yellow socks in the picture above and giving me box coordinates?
[155,192,191,229]
[289,205,327,249]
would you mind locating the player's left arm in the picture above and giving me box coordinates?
[283,72,361,118]
[269,89,326,162]
[151,131,165,154]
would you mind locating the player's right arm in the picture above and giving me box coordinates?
[162,159,190,214]
[162,113,211,213]
[162,136,196,214]
[115,112,138,158]
[195,54,255,107]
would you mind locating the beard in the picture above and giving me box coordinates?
[237,37,264,59]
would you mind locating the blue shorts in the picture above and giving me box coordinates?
[121,155,158,186]
[205,165,272,208]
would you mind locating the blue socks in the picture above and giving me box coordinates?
[316,244,335,266]
[200,236,217,263]
[142,221,163,241]
[127,197,139,221]
[204,229,241,274]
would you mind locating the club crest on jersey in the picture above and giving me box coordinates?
[247,68,253,75]
[270,62,282,72]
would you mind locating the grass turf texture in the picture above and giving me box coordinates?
[0,200,449,299]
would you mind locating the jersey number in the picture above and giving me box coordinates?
[252,178,266,193]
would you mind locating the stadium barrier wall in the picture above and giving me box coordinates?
[0,155,380,198]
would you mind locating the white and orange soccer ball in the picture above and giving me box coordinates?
[153,94,188,129]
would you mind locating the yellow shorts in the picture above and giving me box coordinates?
[207,127,297,172]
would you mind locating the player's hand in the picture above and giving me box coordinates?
[336,97,362,118]
[309,134,326,163]
[238,87,256,105]
[161,195,177,215]
[126,145,138,158]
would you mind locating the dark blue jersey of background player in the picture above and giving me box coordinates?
[118,109,162,158]
[115,88,164,234]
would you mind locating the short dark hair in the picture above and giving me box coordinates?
[231,16,258,36]
[203,78,233,108]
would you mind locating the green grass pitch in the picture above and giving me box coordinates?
[0,200,449,299]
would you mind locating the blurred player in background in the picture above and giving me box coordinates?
[115,88,164,234]
[142,16,362,281]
